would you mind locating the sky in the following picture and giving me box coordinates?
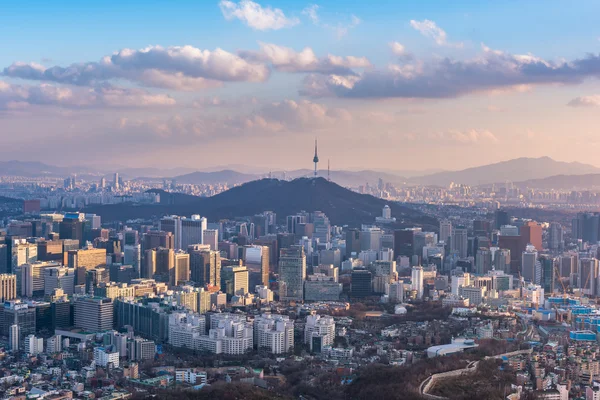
[3,0,600,172]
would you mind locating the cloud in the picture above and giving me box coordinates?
[300,45,600,99]
[410,19,463,48]
[431,129,498,144]
[389,42,407,56]
[191,95,258,108]
[4,45,270,90]
[219,0,299,31]
[0,80,175,110]
[302,4,319,24]
[118,99,350,140]
[302,5,360,39]
[239,43,370,75]
[568,95,600,107]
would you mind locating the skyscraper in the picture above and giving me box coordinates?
[521,245,541,284]
[452,226,468,258]
[548,222,564,251]
[439,220,452,245]
[278,246,306,301]
[520,221,543,252]
[74,297,114,332]
[411,266,424,299]
[188,247,220,288]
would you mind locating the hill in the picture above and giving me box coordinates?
[172,169,406,187]
[411,157,600,186]
[85,178,437,229]
[511,173,600,190]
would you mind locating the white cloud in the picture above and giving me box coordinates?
[410,19,463,48]
[219,0,299,31]
[302,5,360,39]
[4,45,270,90]
[431,129,498,144]
[300,44,600,99]
[568,95,600,107]
[0,80,175,110]
[118,99,351,140]
[239,43,370,75]
[302,4,319,24]
[389,42,407,56]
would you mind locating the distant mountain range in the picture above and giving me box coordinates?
[511,173,600,190]
[408,157,600,187]
[3,157,600,189]
[85,177,438,229]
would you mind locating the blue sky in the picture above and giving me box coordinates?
[2,0,600,170]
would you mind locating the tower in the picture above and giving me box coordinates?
[313,138,319,177]
[327,159,330,181]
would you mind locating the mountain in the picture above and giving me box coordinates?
[173,169,406,187]
[85,177,438,229]
[410,157,600,186]
[0,160,97,177]
[511,173,600,190]
[172,170,261,185]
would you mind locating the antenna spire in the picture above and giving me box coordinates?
[312,138,319,177]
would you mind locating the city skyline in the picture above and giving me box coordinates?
[3,0,600,169]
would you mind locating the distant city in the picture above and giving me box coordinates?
[0,146,599,399]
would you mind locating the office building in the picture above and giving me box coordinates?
[222,264,249,297]
[304,274,342,301]
[439,220,452,244]
[203,229,218,251]
[278,246,306,301]
[189,247,221,288]
[74,297,114,332]
[547,222,564,251]
[351,269,372,298]
[521,245,541,285]
[171,251,190,286]
[1,301,36,340]
[346,229,361,259]
[411,266,424,299]
[0,274,16,302]
[452,226,468,258]
[142,231,174,251]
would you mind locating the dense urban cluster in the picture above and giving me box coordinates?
[3,170,600,400]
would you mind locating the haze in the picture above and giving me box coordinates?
[2,0,600,170]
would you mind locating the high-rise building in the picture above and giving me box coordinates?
[221,264,249,297]
[142,231,174,251]
[9,324,19,352]
[493,249,511,274]
[37,240,64,262]
[44,266,76,296]
[203,229,218,251]
[67,247,107,285]
[278,246,306,301]
[1,301,36,340]
[521,245,541,284]
[142,249,156,279]
[547,223,564,251]
[345,229,361,259]
[160,215,207,250]
[579,258,599,295]
[254,314,294,354]
[189,247,220,288]
[475,248,492,275]
[74,297,114,332]
[452,226,468,258]
[0,274,16,302]
[304,314,334,352]
[312,211,331,244]
[520,221,543,252]
[124,244,141,277]
[411,266,424,299]
[171,252,190,286]
[154,247,174,283]
[394,229,416,258]
[439,220,452,245]
[350,269,372,298]
[24,334,44,355]
[494,210,510,230]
